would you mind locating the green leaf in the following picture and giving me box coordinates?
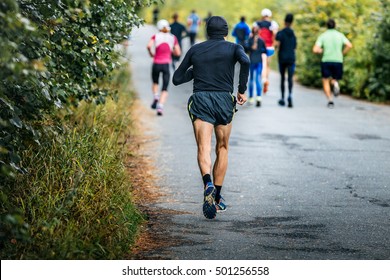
[9,117,23,128]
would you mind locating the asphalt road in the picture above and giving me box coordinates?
[127,25,390,260]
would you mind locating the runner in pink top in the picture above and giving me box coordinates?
[151,32,178,64]
[147,19,181,116]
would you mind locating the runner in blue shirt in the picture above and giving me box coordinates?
[232,16,251,47]
[187,10,201,46]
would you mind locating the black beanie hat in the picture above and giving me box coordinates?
[206,16,228,39]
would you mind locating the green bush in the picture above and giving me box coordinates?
[1,0,155,259]
[1,0,52,178]
[1,67,144,259]
[367,0,390,101]
[1,0,153,178]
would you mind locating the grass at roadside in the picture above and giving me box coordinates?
[0,65,144,259]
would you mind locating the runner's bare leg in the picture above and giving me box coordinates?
[152,83,159,95]
[159,90,168,105]
[213,123,232,186]
[322,78,332,101]
[193,119,214,177]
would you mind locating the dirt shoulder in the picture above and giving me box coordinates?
[124,99,182,259]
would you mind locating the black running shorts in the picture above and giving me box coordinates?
[187,91,237,126]
[321,62,343,80]
[152,63,170,91]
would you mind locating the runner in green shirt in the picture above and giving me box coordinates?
[313,19,352,108]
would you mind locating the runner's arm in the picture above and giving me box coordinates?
[146,38,154,57]
[232,25,237,37]
[312,44,322,54]
[172,36,181,57]
[313,36,323,54]
[235,44,250,94]
[261,53,267,81]
[274,31,281,50]
[343,40,352,55]
[172,50,193,85]
[270,20,279,43]
[236,92,247,105]
[182,25,189,38]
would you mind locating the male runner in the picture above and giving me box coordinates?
[173,16,249,219]
[170,13,187,70]
[275,13,297,108]
[313,19,352,108]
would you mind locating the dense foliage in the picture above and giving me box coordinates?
[1,0,154,259]
[1,0,150,179]
[367,0,390,101]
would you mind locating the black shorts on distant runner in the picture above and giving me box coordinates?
[321,62,343,80]
[152,63,170,91]
[187,91,237,126]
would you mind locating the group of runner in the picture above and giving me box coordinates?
[146,8,352,219]
[231,9,280,108]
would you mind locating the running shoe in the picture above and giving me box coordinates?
[157,108,163,116]
[151,99,158,109]
[333,81,340,97]
[263,80,269,94]
[327,101,334,108]
[256,96,262,107]
[216,196,227,212]
[203,182,217,219]
[287,97,293,108]
[248,97,254,105]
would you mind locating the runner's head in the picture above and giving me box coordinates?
[206,16,228,39]
[327,19,336,29]
[285,13,294,26]
[261,8,272,18]
[157,19,171,32]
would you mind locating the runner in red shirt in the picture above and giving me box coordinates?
[256,8,279,93]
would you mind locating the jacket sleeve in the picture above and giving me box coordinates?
[235,44,250,93]
[172,49,194,85]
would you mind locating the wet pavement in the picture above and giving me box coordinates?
[127,25,390,260]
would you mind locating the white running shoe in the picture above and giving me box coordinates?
[333,81,340,97]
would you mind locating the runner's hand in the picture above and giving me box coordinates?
[236,92,247,105]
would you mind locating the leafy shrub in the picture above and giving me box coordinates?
[1,66,145,259]
[1,0,154,178]
[1,0,52,178]
[1,0,155,259]
[367,0,390,101]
